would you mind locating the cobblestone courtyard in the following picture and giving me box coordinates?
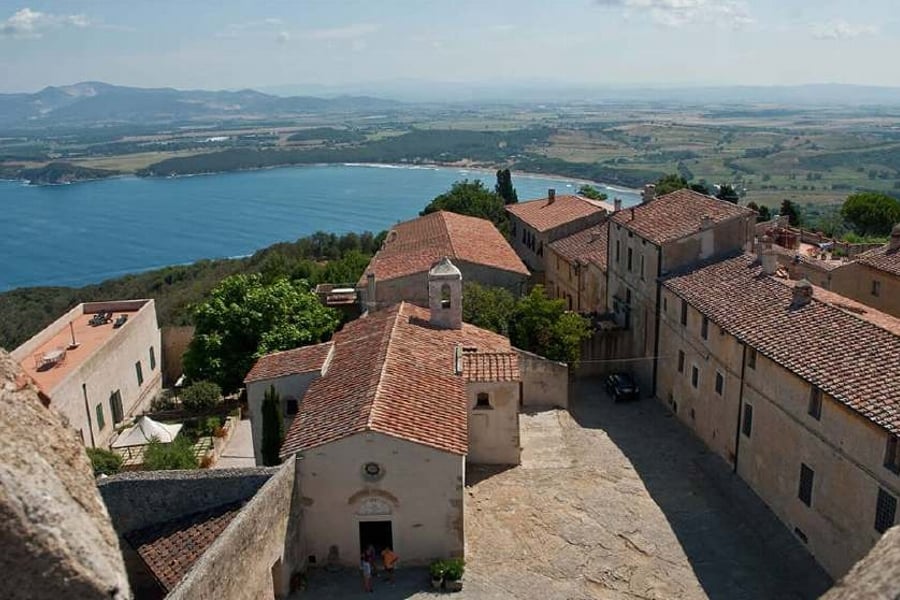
[300,378,833,599]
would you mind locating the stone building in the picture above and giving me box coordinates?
[656,250,900,578]
[506,189,611,275]
[357,210,528,310]
[11,300,162,449]
[605,188,755,391]
[829,225,900,318]
[546,220,609,312]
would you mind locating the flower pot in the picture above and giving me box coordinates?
[431,577,443,590]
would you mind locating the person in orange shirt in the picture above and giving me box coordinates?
[381,547,398,583]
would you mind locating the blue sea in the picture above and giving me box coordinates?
[0,164,640,291]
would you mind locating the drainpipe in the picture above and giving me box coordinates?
[733,344,747,474]
[82,383,96,448]
[650,245,663,398]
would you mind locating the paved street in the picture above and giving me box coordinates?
[213,418,255,469]
[298,378,833,599]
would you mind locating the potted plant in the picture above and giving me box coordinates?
[429,559,445,590]
[443,558,465,592]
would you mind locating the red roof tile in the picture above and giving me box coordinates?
[126,502,242,592]
[664,253,900,435]
[244,342,333,384]
[611,189,753,244]
[548,222,609,270]
[280,303,513,458]
[358,211,528,286]
[462,351,520,382]
[855,244,900,277]
[506,194,610,233]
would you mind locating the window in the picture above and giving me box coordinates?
[680,300,688,326]
[556,257,560,271]
[742,404,753,437]
[663,297,668,312]
[149,346,156,371]
[135,361,144,386]
[616,240,621,263]
[798,463,814,507]
[875,488,897,533]
[747,347,757,370]
[715,372,724,395]
[440,283,451,309]
[691,366,699,389]
[95,403,105,431]
[677,350,685,373]
[808,387,822,420]
[109,390,124,425]
[538,241,543,256]
[475,392,492,410]
[640,254,645,280]
[872,280,881,297]
[701,317,709,340]
[286,398,299,416]
[627,248,633,271]
[885,435,900,474]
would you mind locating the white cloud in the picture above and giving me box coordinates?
[595,0,753,28]
[218,17,284,38]
[811,20,877,40]
[0,7,91,39]
[304,23,381,41]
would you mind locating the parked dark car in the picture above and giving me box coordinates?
[606,372,640,402]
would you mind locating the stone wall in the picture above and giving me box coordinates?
[516,348,569,409]
[160,326,194,387]
[168,459,303,600]
[99,467,275,534]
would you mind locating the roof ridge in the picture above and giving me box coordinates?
[438,210,462,260]
[367,303,407,430]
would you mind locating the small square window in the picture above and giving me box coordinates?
[475,392,492,410]
[677,350,685,373]
[798,463,814,507]
[286,398,299,416]
[875,488,897,533]
[808,387,822,420]
[691,366,699,389]
[715,372,724,395]
[742,404,753,437]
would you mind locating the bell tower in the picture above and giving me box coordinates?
[428,257,462,329]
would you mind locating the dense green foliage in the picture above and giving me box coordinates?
[286,127,365,143]
[716,184,740,203]
[261,385,284,466]
[780,199,803,226]
[840,192,900,236]
[18,162,119,185]
[420,180,509,233]
[143,437,198,471]
[513,156,663,189]
[495,168,518,204]
[0,230,380,350]
[510,286,592,366]
[576,184,608,201]
[654,174,689,196]
[179,381,222,412]
[461,283,517,336]
[183,274,340,393]
[746,201,772,221]
[86,447,123,476]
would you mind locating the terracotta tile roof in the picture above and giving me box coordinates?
[548,222,609,270]
[611,189,753,244]
[126,502,242,592]
[506,194,611,233]
[462,351,520,382]
[358,211,528,286]
[855,244,900,277]
[280,302,513,458]
[244,341,333,384]
[664,253,900,435]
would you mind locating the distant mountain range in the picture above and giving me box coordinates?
[0,81,401,128]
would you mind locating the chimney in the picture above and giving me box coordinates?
[890,223,900,251]
[642,184,656,204]
[428,257,462,329]
[547,188,556,204]
[700,215,714,230]
[589,229,601,243]
[613,197,622,212]
[792,279,813,308]
[759,234,777,275]
[366,272,376,312]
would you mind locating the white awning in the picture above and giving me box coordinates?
[111,416,183,448]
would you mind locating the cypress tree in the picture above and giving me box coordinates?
[495,168,518,204]
[261,385,284,466]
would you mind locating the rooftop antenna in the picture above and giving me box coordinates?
[68,321,80,350]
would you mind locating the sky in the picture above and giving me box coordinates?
[1,0,899,93]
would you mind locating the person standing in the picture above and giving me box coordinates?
[360,553,374,593]
[381,547,398,583]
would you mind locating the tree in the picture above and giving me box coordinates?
[86,447,123,476]
[716,184,740,204]
[779,200,803,227]
[690,182,711,195]
[577,184,608,201]
[654,174,689,196]
[495,169,518,204]
[261,385,284,466]
[183,274,340,394]
[143,437,198,471]
[510,286,591,366]
[180,380,222,412]
[461,282,517,336]
[421,180,508,233]
[841,192,900,237]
